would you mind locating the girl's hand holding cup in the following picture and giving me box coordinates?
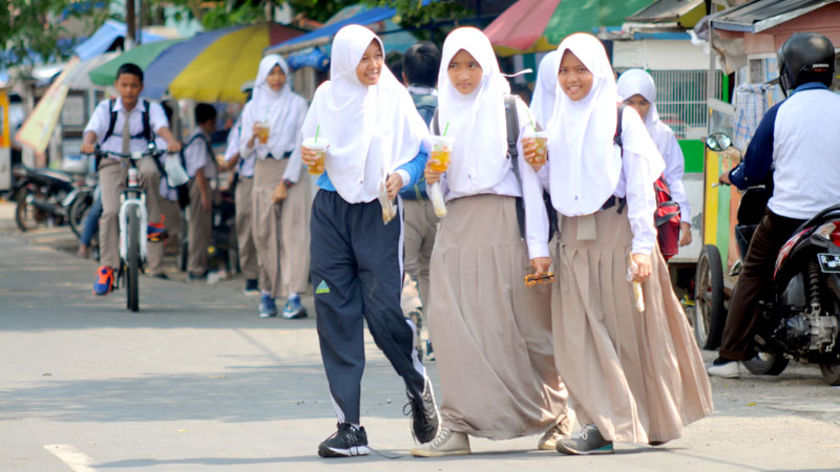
[425,165,442,185]
[302,137,328,175]
[522,130,548,171]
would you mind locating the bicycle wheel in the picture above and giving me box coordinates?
[68,191,93,239]
[127,206,140,312]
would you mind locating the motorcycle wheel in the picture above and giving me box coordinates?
[694,245,726,349]
[744,352,789,376]
[819,363,840,386]
[14,189,45,232]
[68,190,93,239]
[126,206,140,312]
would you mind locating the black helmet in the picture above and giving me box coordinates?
[777,32,835,92]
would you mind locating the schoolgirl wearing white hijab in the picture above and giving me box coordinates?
[240,54,311,319]
[545,33,712,455]
[617,68,692,248]
[299,25,439,458]
[411,27,570,458]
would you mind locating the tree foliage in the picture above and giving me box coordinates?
[1,0,112,71]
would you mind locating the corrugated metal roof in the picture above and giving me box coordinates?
[711,0,838,33]
[627,0,704,23]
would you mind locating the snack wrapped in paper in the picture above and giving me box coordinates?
[379,179,397,224]
[429,182,447,217]
[627,258,646,312]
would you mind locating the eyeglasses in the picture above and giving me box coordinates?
[524,272,556,287]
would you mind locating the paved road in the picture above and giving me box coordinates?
[1,213,839,471]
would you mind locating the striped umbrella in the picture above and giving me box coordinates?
[88,39,184,86]
[141,22,303,103]
[485,0,652,56]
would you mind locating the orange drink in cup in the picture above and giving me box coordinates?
[427,135,454,218]
[524,130,548,167]
[302,137,328,175]
[255,122,270,144]
[428,136,454,173]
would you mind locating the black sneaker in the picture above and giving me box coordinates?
[317,423,370,458]
[556,424,614,455]
[244,278,259,295]
[405,376,440,443]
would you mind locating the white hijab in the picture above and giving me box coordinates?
[617,68,671,151]
[530,50,559,129]
[245,54,301,159]
[547,33,622,216]
[438,26,509,195]
[301,25,427,203]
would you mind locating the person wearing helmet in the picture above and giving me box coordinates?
[708,32,840,378]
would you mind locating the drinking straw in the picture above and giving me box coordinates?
[443,122,450,136]
[315,125,320,143]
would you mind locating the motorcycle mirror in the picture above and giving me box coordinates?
[705,133,732,153]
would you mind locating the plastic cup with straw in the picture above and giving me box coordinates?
[303,125,327,175]
[428,122,454,217]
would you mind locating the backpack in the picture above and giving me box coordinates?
[432,96,557,240]
[102,98,152,144]
[614,103,681,260]
[171,133,215,209]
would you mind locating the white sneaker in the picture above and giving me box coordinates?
[538,417,572,450]
[410,427,470,457]
[707,360,740,378]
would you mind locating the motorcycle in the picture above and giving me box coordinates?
[11,165,76,232]
[705,133,840,385]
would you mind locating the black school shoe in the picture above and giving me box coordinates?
[405,376,440,443]
[317,423,370,458]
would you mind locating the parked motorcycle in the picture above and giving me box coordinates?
[702,133,840,385]
[11,166,75,232]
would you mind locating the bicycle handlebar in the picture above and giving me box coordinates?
[82,145,167,160]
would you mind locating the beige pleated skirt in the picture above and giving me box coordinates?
[427,194,568,440]
[252,158,311,298]
[552,208,713,444]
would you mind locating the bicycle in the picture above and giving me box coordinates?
[85,144,166,312]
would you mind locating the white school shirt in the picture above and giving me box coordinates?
[443,98,550,259]
[613,111,658,255]
[84,97,169,158]
[769,88,840,220]
[184,130,217,180]
[239,96,308,184]
[224,118,255,178]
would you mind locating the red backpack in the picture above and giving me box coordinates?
[614,104,681,260]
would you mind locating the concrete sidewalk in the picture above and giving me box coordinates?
[1,217,839,471]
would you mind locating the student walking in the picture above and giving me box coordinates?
[545,34,712,455]
[411,27,570,457]
[239,55,311,319]
[222,100,259,294]
[617,69,693,248]
[300,25,439,458]
[183,103,218,281]
[80,63,181,293]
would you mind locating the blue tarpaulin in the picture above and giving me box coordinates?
[73,20,166,61]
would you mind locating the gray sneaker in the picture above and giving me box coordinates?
[556,424,614,455]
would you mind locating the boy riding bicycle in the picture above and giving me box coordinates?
[80,63,182,294]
